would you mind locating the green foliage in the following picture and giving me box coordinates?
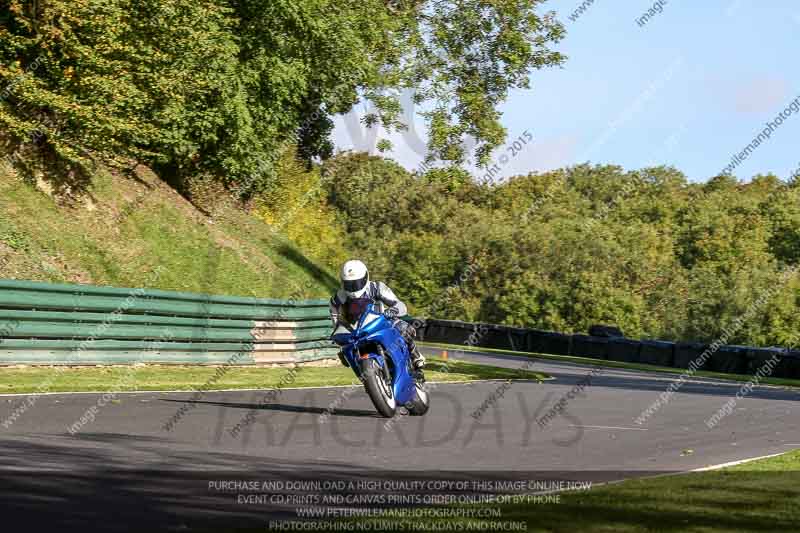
[255,147,349,272]
[1,0,246,191]
[0,0,565,194]
[322,153,800,347]
[402,0,566,166]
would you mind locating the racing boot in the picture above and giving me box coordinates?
[408,339,426,383]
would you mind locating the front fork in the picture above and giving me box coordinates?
[348,343,391,384]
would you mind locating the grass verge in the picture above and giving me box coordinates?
[442,450,800,532]
[422,341,800,388]
[0,357,547,394]
[232,450,800,532]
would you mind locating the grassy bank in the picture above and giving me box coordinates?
[0,358,547,394]
[0,162,338,298]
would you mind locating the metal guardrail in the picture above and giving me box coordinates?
[0,279,336,365]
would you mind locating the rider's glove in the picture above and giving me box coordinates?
[383,307,399,320]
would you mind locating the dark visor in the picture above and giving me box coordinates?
[343,276,367,293]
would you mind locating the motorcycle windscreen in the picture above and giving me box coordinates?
[342,297,372,326]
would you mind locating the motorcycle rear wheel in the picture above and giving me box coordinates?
[406,382,430,416]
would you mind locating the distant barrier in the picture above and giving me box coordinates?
[414,318,800,379]
[0,279,336,365]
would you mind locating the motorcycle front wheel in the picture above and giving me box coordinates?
[361,358,397,418]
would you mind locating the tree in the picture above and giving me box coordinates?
[0,0,566,195]
[385,0,566,166]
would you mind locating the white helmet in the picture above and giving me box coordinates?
[340,259,369,299]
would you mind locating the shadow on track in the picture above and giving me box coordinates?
[161,398,381,418]
[2,434,794,533]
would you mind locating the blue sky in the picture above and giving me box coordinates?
[332,0,800,183]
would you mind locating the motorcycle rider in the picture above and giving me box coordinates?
[330,259,426,381]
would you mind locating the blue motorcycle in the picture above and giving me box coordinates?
[331,298,430,418]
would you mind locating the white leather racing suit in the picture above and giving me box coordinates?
[329,281,424,368]
[329,281,407,325]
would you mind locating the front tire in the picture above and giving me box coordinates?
[361,358,397,418]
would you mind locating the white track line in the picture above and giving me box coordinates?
[569,424,648,431]
[535,451,793,497]
[691,452,786,472]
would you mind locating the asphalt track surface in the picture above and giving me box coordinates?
[1,347,798,531]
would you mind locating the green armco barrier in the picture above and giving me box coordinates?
[0,339,258,352]
[0,279,336,365]
[0,310,331,329]
[0,279,328,307]
[0,338,336,352]
[0,290,328,320]
[3,322,332,342]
